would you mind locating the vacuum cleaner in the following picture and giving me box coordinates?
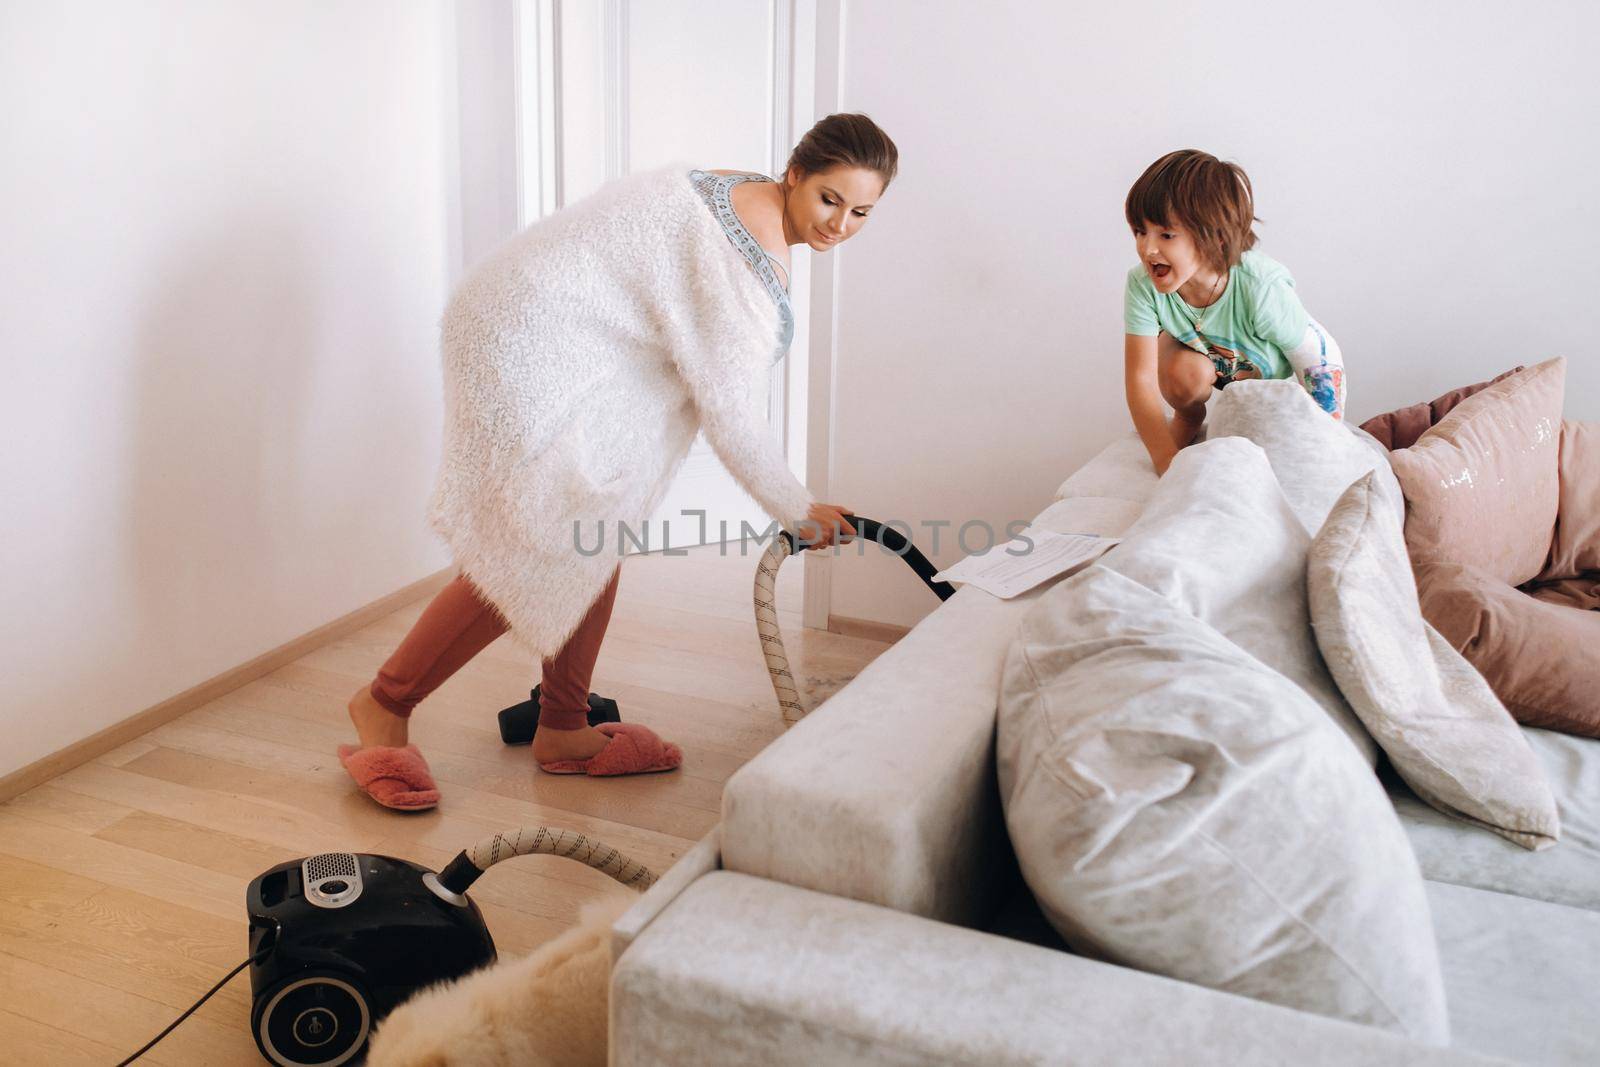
[116,514,953,1066]
[240,828,654,1066]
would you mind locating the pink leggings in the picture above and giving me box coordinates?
[369,567,622,732]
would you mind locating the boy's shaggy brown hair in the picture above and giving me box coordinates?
[1125,149,1259,273]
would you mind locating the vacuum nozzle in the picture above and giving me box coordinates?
[437,850,483,895]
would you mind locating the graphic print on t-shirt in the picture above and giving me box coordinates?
[1184,334,1264,386]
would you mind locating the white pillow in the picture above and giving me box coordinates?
[1099,436,1376,764]
[1308,471,1560,850]
[1208,379,1393,535]
[997,562,1450,1043]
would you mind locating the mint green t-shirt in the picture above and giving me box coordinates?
[1123,250,1310,381]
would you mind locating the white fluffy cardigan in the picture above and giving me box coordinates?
[426,165,816,660]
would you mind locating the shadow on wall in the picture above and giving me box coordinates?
[123,211,321,687]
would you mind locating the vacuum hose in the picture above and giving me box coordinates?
[756,514,955,723]
[427,516,952,903]
[433,826,657,898]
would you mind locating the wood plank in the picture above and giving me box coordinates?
[0,890,253,1015]
[50,760,389,859]
[0,952,251,1066]
[94,811,306,883]
[0,783,132,835]
[0,854,105,914]
[0,1008,130,1065]
[0,810,243,923]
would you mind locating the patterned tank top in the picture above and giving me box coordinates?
[688,169,794,363]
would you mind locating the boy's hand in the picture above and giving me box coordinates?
[1125,333,1177,477]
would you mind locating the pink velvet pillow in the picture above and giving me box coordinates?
[1418,561,1600,739]
[1359,367,1524,451]
[1387,358,1565,587]
[1545,420,1600,580]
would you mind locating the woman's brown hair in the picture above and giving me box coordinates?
[1125,149,1259,273]
[786,112,899,190]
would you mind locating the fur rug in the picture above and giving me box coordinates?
[364,893,634,1067]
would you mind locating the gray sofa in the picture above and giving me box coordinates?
[608,431,1600,1066]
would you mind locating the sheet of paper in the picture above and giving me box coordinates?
[932,528,1120,600]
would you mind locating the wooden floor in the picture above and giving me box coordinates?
[0,543,893,1064]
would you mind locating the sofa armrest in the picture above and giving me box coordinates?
[721,581,1038,926]
[721,488,1148,926]
[610,827,719,966]
[611,871,1495,1067]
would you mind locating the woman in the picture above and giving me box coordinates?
[339,113,899,810]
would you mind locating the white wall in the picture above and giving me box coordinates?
[455,0,519,272]
[626,1,773,176]
[827,0,1600,628]
[0,2,458,777]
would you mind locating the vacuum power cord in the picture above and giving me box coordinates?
[115,946,269,1065]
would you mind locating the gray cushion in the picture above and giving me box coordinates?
[613,872,1487,1067]
[1309,472,1558,850]
[1429,879,1600,1064]
[1099,436,1376,762]
[1394,728,1600,911]
[998,554,1450,1042]
[1207,378,1397,535]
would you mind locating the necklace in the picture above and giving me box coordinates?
[1190,270,1224,332]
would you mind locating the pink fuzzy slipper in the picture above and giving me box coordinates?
[337,743,441,811]
[537,722,683,777]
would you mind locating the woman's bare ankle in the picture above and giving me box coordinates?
[533,724,609,763]
[348,687,410,749]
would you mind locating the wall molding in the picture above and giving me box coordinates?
[801,0,843,632]
[602,0,629,182]
[766,0,795,464]
[513,0,562,221]
[827,612,909,645]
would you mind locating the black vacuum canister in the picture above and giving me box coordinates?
[497,684,621,745]
[245,853,496,1066]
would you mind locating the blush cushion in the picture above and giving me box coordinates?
[1417,560,1600,739]
[1387,358,1565,587]
[1544,420,1600,581]
[1359,366,1524,450]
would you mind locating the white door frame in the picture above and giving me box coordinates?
[799,0,843,631]
[505,0,843,628]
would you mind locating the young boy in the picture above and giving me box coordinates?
[1123,149,1346,474]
